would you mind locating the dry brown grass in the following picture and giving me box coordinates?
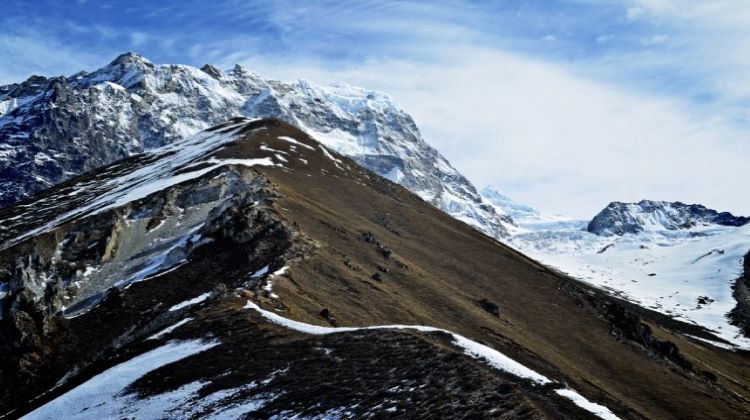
[213,120,750,419]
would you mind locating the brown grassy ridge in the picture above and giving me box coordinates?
[213,119,750,419]
[1,118,747,418]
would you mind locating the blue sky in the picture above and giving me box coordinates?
[2,0,749,217]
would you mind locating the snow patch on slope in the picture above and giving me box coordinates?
[169,293,211,312]
[25,339,219,419]
[555,389,619,420]
[243,300,549,384]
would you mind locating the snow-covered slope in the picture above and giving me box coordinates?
[0,52,514,238]
[508,200,750,349]
[480,186,540,221]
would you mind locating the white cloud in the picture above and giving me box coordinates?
[631,0,750,103]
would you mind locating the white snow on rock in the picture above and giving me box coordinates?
[24,339,218,420]
[251,265,270,278]
[270,266,288,277]
[206,156,279,168]
[317,144,344,171]
[587,200,748,237]
[169,293,212,312]
[277,135,314,151]
[0,93,41,116]
[254,266,287,299]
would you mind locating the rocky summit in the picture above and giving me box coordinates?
[587,200,750,236]
[1,118,748,419]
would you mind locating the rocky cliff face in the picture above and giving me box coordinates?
[0,52,513,238]
[0,119,284,320]
[587,200,749,236]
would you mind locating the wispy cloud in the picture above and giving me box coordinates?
[628,0,750,104]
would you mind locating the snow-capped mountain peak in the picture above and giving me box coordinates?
[0,53,515,238]
[80,52,154,88]
[587,200,749,236]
